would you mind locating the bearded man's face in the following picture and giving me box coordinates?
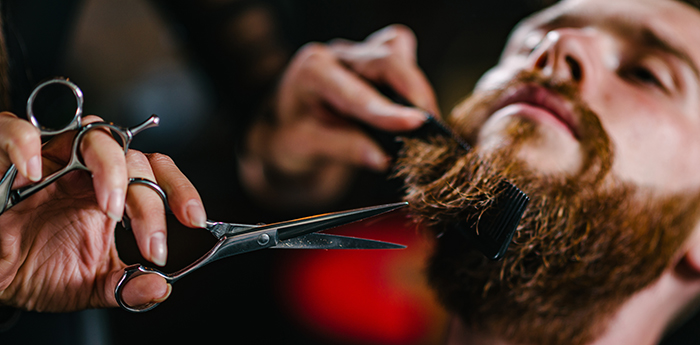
[396,0,700,344]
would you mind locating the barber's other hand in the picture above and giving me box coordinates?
[240,24,438,208]
[0,112,207,312]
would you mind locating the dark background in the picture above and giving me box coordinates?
[1,0,699,344]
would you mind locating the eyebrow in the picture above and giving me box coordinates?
[531,12,700,80]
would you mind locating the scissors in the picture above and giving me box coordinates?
[0,77,160,215]
[0,77,408,312]
[117,178,407,312]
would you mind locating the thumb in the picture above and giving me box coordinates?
[102,266,171,310]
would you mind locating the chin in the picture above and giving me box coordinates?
[476,115,584,175]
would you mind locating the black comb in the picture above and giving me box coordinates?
[369,85,530,260]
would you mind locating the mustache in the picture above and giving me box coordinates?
[396,71,700,345]
[394,72,615,237]
[448,70,613,183]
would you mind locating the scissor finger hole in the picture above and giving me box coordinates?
[117,269,171,312]
[124,179,168,233]
[117,187,217,274]
[27,79,82,133]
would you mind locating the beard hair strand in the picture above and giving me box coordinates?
[394,73,700,345]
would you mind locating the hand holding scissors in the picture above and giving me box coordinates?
[0,77,160,216]
[0,78,204,312]
[0,78,406,313]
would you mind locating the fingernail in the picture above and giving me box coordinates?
[26,155,42,182]
[365,149,389,171]
[186,200,207,228]
[403,108,429,127]
[153,284,172,304]
[106,189,125,221]
[150,232,167,267]
[370,99,427,127]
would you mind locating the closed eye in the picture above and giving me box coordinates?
[623,65,668,92]
[633,66,661,84]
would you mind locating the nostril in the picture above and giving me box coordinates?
[565,55,582,81]
[535,52,548,69]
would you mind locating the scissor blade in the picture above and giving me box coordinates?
[273,233,406,250]
[207,221,260,239]
[261,202,407,241]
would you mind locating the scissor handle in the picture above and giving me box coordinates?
[116,179,169,312]
[0,76,162,216]
[116,178,180,313]
[0,115,161,216]
[121,177,171,230]
[26,77,84,136]
[118,179,170,311]
[25,77,160,151]
[115,264,175,313]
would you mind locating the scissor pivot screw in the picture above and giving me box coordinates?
[257,234,270,246]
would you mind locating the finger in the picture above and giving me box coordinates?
[79,115,128,221]
[125,150,168,266]
[382,58,440,117]
[269,117,390,172]
[147,153,207,229]
[103,268,171,309]
[326,37,357,50]
[283,43,426,132]
[329,24,441,116]
[0,112,42,182]
[121,275,171,310]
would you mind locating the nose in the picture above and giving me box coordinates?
[528,28,598,85]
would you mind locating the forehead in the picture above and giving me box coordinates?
[508,0,700,62]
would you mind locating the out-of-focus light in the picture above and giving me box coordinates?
[276,212,447,344]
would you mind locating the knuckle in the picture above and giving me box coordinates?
[0,111,18,120]
[296,42,333,66]
[145,152,174,166]
[126,149,149,166]
[377,24,417,54]
[11,124,38,148]
[284,42,336,91]
[2,120,40,156]
[81,115,105,125]
[387,24,416,41]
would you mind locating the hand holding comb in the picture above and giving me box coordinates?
[366,85,530,260]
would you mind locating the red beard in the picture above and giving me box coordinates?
[395,72,700,345]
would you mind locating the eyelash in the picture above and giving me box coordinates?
[622,65,667,92]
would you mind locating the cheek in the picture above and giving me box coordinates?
[598,96,700,192]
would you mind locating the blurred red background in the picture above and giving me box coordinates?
[276,212,448,344]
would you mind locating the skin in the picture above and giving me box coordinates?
[463,0,700,194]
[0,20,434,314]
[445,0,700,343]
[239,24,438,208]
[0,112,207,311]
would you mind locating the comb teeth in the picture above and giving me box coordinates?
[372,84,531,260]
[456,181,530,260]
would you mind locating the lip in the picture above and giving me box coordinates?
[488,84,580,139]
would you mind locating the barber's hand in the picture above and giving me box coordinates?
[0,112,207,312]
[240,24,438,208]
